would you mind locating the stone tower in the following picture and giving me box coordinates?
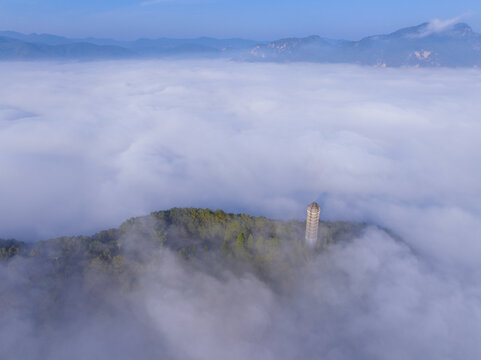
[305,202,321,247]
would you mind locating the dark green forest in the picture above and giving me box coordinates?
[0,208,366,273]
[0,208,369,325]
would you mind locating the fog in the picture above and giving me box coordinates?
[1,60,481,359]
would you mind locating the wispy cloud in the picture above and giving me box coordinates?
[417,13,472,37]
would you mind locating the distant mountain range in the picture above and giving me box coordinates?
[2,22,481,67]
[250,22,481,67]
[0,31,257,60]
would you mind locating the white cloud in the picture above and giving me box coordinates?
[417,14,471,37]
[427,16,462,32]
[1,60,481,358]
[2,61,481,255]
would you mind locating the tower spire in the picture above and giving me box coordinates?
[305,202,321,247]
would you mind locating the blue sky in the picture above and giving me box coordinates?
[1,0,481,40]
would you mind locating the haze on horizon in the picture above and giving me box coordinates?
[1,0,481,40]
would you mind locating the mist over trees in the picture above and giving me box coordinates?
[0,207,366,292]
[0,208,373,359]
[2,207,479,360]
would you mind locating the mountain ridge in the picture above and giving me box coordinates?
[2,21,481,66]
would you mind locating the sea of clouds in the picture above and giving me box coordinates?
[1,60,481,359]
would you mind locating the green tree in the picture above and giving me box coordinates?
[234,233,250,261]
[222,240,232,258]
[255,235,265,253]
[247,234,255,251]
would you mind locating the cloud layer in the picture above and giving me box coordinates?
[3,229,481,360]
[1,60,481,358]
[1,61,480,255]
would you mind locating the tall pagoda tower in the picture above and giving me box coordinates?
[305,202,321,247]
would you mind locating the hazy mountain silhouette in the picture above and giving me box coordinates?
[249,22,481,66]
[2,22,481,66]
[0,36,134,60]
[0,31,259,59]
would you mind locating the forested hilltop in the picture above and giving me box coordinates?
[0,207,372,287]
[0,208,374,324]
[1,207,366,262]
[0,207,393,357]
